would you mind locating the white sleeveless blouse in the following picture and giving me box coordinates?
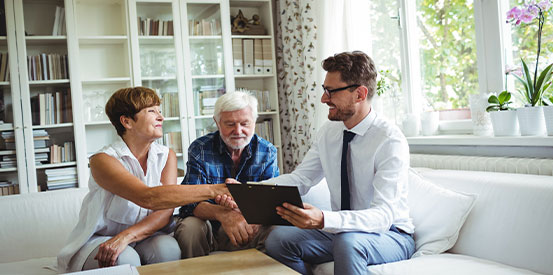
[56,139,169,272]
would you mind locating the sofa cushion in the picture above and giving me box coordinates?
[408,169,477,257]
[366,253,541,275]
[0,257,57,275]
[419,169,553,275]
[0,189,88,263]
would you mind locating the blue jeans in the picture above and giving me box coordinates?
[264,225,415,275]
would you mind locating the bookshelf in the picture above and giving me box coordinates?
[0,0,283,197]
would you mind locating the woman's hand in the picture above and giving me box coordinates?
[94,234,132,267]
[215,194,239,210]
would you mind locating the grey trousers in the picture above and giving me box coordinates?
[82,233,181,270]
[173,216,273,259]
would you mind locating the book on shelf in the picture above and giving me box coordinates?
[49,141,75,164]
[27,53,69,81]
[231,39,273,75]
[232,39,243,74]
[161,92,179,118]
[197,86,224,115]
[254,39,264,74]
[138,17,174,36]
[0,52,9,81]
[243,39,254,74]
[262,39,273,74]
[45,167,77,190]
[188,18,221,36]
[255,119,274,144]
[52,6,66,36]
[31,89,73,125]
[0,181,18,196]
[237,88,272,112]
[162,132,182,154]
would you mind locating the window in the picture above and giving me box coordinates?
[369,0,406,125]
[416,0,479,111]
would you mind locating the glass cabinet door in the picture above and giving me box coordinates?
[19,0,77,192]
[183,2,226,141]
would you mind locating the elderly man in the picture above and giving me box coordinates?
[174,91,279,259]
[260,51,415,275]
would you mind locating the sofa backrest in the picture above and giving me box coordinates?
[0,189,87,263]
[418,169,553,275]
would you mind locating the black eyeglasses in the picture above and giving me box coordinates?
[321,84,360,98]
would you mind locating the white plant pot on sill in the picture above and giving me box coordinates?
[543,105,553,136]
[490,110,520,136]
[516,106,546,136]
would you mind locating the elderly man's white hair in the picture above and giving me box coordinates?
[213,91,258,122]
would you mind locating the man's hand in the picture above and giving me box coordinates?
[94,234,131,267]
[276,202,324,229]
[225,178,240,184]
[218,210,259,246]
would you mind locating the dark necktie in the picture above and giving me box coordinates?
[341,130,355,210]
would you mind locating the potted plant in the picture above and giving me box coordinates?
[506,1,552,136]
[486,91,520,136]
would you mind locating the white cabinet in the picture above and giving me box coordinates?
[0,0,282,197]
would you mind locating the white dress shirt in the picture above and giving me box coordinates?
[270,111,414,234]
[57,138,169,272]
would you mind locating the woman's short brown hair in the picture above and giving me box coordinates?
[322,51,377,100]
[105,87,161,137]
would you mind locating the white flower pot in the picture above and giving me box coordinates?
[420,111,439,136]
[490,110,520,136]
[402,114,420,137]
[543,105,553,136]
[516,106,546,136]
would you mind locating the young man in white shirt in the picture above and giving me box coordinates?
[262,51,415,274]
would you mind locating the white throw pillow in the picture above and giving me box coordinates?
[408,168,477,257]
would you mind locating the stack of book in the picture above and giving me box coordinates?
[196,86,224,115]
[0,154,16,168]
[45,167,77,190]
[31,89,73,125]
[27,53,69,81]
[255,119,274,144]
[237,88,273,112]
[189,19,221,36]
[0,52,9,81]
[52,6,66,35]
[138,17,174,36]
[232,38,272,75]
[33,130,50,149]
[0,181,18,196]
[49,141,75,164]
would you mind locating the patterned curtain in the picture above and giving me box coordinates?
[275,0,318,173]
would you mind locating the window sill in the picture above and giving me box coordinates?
[406,135,553,147]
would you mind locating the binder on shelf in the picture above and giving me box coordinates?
[243,39,254,75]
[232,39,243,75]
[254,39,264,74]
[262,39,273,74]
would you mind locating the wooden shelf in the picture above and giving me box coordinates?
[32,123,74,129]
[35,162,77,170]
[28,79,70,85]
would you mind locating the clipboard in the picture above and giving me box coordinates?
[226,183,303,226]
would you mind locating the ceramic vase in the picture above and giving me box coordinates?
[489,110,520,136]
[516,106,546,136]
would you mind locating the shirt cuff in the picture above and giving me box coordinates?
[321,210,342,233]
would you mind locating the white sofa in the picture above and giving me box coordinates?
[1,168,552,275]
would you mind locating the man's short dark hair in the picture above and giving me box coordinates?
[322,51,377,100]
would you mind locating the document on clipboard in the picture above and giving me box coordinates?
[226,182,304,226]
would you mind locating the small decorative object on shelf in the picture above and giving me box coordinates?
[486,91,520,136]
[231,10,265,35]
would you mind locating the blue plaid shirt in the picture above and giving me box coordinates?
[178,131,279,218]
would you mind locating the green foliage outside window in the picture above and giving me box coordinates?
[417,0,479,110]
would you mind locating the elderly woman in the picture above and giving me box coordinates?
[57,87,230,272]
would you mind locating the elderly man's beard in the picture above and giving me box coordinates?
[222,133,253,150]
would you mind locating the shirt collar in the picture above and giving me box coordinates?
[343,109,376,137]
[111,136,164,161]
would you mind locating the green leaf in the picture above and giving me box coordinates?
[521,59,535,104]
[488,95,499,104]
[512,73,531,103]
[535,63,553,93]
[486,105,498,112]
[498,91,509,103]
